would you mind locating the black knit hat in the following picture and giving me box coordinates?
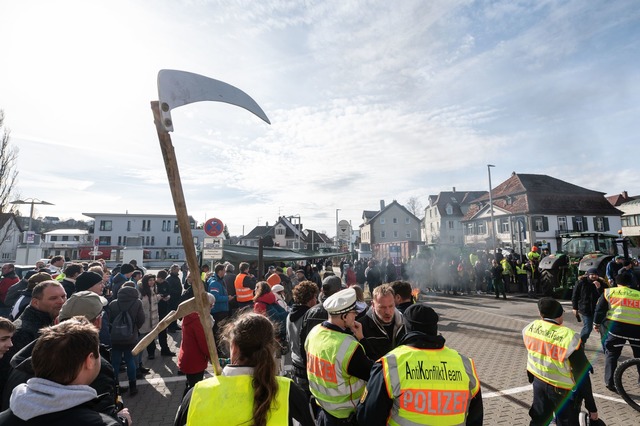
[404,304,439,336]
[75,271,103,292]
[120,264,135,274]
[538,297,563,318]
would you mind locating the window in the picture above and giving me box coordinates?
[572,216,587,232]
[393,231,398,238]
[167,236,171,245]
[505,196,513,205]
[127,221,131,232]
[123,236,127,245]
[533,216,549,232]
[406,231,411,238]
[500,218,510,233]
[177,236,182,245]
[276,228,285,235]
[151,237,155,246]
[380,218,386,224]
[429,210,432,218]
[392,218,398,224]
[142,220,151,231]
[445,204,453,215]
[61,236,69,241]
[174,221,179,233]
[2,253,10,259]
[448,220,454,229]
[162,220,166,232]
[99,220,112,231]
[380,231,386,238]
[478,221,486,234]
[593,217,609,232]
[558,217,567,231]
[145,236,150,245]
[98,236,111,245]
[50,236,58,241]
[117,236,122,245]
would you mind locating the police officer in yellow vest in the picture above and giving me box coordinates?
[357,304,483,425]
[523,298,598,425]
[594,272,640,393]
[305,287,373,426]
[174,312,314,426]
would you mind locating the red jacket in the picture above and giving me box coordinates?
[253,291,277,316]
[0,275,20,304]
[177,312,210,374]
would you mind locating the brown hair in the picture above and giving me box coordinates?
[390,280,412,301]
[253,281,271,301]
[292,280,318,305]
[223,313,278,426]
[32,280,63,300]
[32,317,99,385]
[0,317,15,333]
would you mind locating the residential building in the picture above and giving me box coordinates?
[0,213,22,262]
[238,217,333,251]
[359,200,421,262]
[83,212,203,266]
[461,173,622,256]
[41,229,90,260]
[617,198,640,247]
[422,189,485,246]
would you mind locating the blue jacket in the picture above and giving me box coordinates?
[207,274,229,314]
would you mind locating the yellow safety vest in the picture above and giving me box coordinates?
[500,260,512,276]
[305,324,366,419]
[522,319,581,389]
[381,345,480,426]
[186,374,291,425]
[516,265,527,275]
[604,286,640,326]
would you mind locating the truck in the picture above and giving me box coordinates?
[538,232,638,298]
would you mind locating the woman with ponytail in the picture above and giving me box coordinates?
[174,312,314,426]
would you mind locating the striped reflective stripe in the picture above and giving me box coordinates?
[391,416,466,426]
[605,288,640,326]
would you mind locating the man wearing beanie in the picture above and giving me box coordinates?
[594,272,640,393]
[111,264,135,300]
[76,271,111,347]
[524,297,598,425]
[305,287,372,425]
[357,304,483,425]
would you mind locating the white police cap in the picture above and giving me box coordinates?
[323,287,357,315]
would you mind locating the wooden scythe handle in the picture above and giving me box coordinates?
[151,101,222,375]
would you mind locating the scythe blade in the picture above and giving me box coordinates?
[158,69,270,131]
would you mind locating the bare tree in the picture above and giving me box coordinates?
[405,196,423,218]
[0,110,19,213]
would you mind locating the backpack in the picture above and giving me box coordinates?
[110,302,135,345]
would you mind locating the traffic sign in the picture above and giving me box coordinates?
[203,237,223,259]
[204,218,224,237]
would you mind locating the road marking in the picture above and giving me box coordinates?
[483,385,627,405]
[484,385,531,398]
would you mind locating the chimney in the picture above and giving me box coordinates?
[623,191,629,199]
[452,187,456,193]
[380,200,385,210]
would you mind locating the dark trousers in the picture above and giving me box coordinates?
[604,333,640,388]
[183,371,205,397]
[529,377,577,426]
[316,409,354,426]
[212,311,230,357]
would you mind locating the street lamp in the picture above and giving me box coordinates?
[10,198,54,264]
[335,208,341,249]
[487,165,496,254]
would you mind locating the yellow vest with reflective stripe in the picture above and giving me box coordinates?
[305,324,366,419]
[381,345,480,426]
[604,286,640,326]
[185,375,290,425]
[523,319,581,389]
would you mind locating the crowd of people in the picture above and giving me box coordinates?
[0,252,637,425]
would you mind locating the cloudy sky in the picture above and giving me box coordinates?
[1,0,638,236]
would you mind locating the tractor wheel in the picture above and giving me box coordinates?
[540,270,556,297]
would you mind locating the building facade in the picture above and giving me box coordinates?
[461,173,622,256]
[359,200,422,262]
[0,213,22,263]
[422,189,485,247]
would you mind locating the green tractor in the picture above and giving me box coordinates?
[538,232,635,298]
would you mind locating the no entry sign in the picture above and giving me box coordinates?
[204,218,224,237]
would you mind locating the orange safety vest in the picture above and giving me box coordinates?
[234,273,254,302]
